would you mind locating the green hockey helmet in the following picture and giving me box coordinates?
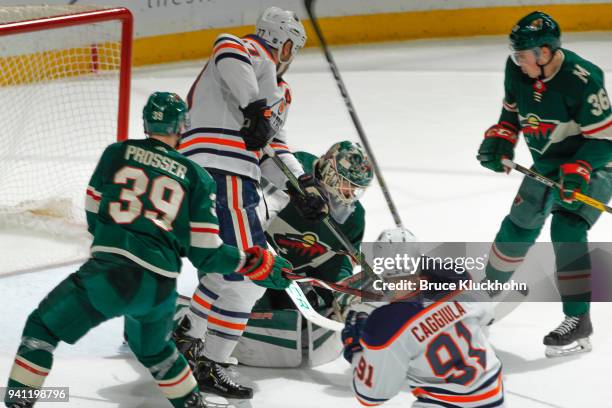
[316,141,374,205]
[143,92,189,136]
[509,11,561,53]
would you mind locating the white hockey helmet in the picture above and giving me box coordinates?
[374,228,421,279]
[256,7,306,66]
[377,228,418,244]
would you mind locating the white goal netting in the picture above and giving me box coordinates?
[0,6,131,274]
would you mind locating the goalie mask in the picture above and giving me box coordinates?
[143,92,190,137]
[256,6,306,75]
[314,141,373,224]
[316,141,373,202]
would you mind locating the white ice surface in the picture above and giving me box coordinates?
[1,32,611,407]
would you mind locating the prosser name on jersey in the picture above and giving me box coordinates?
[124,145,187,180]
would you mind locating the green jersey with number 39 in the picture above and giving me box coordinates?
[500,49,612,175]
[85,138,243,278]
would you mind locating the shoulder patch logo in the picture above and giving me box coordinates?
[572,64,590,84]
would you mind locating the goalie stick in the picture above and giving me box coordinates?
[502,159,611,214]
[285,281,344,331]
[303,0,405,229]
[267,243,347,331]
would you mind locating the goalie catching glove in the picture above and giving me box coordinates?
[240,99,275,151]
[286,173,330,221]
[556,160,592,210]
[477,123,518,172]
[238,246,293,290]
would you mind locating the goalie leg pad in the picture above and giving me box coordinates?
[307,307,343,367]
[233,309,302,367]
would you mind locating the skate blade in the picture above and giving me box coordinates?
[200,393,253,408]
[545,338,592,358]
[226,356,239,366]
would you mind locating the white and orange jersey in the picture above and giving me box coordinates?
[351,292,503,408]
[180,33,302,183]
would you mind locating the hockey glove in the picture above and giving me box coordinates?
[556,160,592,210]
[341,310,369,363]
[477,123,518,172]
[286,173,330,222]
[238,246,293,290]
[240,99,274,151]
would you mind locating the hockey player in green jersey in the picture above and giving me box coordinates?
[176,141,374,367]
[4,92,292,408]
[477,12,612,357]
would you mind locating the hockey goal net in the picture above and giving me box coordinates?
[0,6,132,274]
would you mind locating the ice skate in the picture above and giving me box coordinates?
[544,313,593,357]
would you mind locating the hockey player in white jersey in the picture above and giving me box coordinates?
[342,230,504,408]
[175,6,329,400]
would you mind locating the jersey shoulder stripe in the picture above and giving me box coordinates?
[361,290,460,350]
[361,301,425,349]
[242,34,277,63]
[213,34,251,66]
[214,34,244,47]
[214,52,251,66]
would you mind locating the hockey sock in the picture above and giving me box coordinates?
[187,283,214,338]
[551,212,591,316]
[138,343,198,407]
[6,309,59,404]
[485,216,540,283]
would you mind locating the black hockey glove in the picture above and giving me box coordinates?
[286,173,329,222]
[341,311,369,363]
[239,99,274,151]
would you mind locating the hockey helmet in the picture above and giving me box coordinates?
[509,11,561,53]
[143,92,189,136]
[374,228,421,279]
[256,7,306,64]
[316,141,374,205]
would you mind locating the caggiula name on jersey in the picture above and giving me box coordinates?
[410,301,467,343]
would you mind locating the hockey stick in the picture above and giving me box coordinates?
[262,146,379,282]
[285,281,344,331]
[502,159,611,214]
[303,0,404,229]
[263,242,346,331]
[283,271,383,301]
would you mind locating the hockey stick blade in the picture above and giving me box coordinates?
[285,281,344,331]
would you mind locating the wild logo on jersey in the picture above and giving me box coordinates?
[274,232,330,263]
[521,114,559,153]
